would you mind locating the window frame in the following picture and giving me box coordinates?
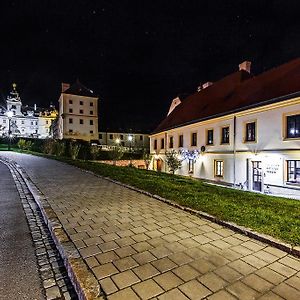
[169,136,174,148]
[178,134,184,148]
[191,132,197,147]
[244,120,257,143]
[221,126,230,144]
[206,128,214,145]
[161,138,165,149]
[214,160,224,178]
[287,160,300,184]
[286,114,300,139]
[154,139,157,150]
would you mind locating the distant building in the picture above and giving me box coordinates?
[150,58,300,198]
[0,83,57,138]
[57,81,99,141]
[99,131,150,150]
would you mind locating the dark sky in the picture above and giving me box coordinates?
[0,0,299,132]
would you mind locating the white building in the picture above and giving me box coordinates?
[0,83,57,138]
[57,81,99,141]
[150,59,300,198]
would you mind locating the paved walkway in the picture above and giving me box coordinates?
[0,161,44,300]
[2,152,300,300]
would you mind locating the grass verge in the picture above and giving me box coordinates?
[6,150,300,246]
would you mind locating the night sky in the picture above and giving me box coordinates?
[0,0,299,132]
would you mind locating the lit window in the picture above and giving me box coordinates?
[287,160,300,183]
[161,138,165,149]
[69,118,73,124]
[80,119,84,124]
[154,139,157,150]
[178,135,183,147]
[245,122,256,142]
[191,132,197,146]
[207,129,214,145]
[287,114,300,138]
[90,120,93,125]
[169,136,173,148]
[214,160,224,177]
[221,127,230,144]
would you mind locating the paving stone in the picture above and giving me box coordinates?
[285,275,300,290]
[226,281,259,300]
[179,279,211,299]
[242,273,273,293]
[279,256,300,270]
[152,257,177,273]
[153,272,183,291]
[133,279,164,299]
[158,288,189,300]
[150,246,173,259]
[132,251,156,264]
[214,265,243,283]
[133,263,160,280]
[189,258,215,274]
[207,290,237,300]
[269,261,297,277]
[112,270,140,289]
[257,291,284,300]
[228,259,256,275]
[114,246,137,258]
[93,263,119,279]
[108,287,139,300]
[173,264,200,282]
[272,282,300,300]
[79,245,102,258]
[114,256,139,272]
[45,286,61,300]
[255,267,286,285]
[198,272,228,292]
[96,251,119,264]
[169,252,193,266]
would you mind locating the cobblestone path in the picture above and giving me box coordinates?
[2,152,300,300]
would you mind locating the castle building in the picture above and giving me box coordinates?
[150,58,300,198]
[57,81,99,141]
[0,84,57,138]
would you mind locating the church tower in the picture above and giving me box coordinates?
[6,83,23,116]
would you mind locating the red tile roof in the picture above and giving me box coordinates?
[154,58,300,133]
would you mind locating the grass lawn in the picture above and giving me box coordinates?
[6,150,300,246]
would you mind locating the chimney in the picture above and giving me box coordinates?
[239,61,251,73]
[61,82,70,92]
[202,82,213,89]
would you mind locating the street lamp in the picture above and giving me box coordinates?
[6,110,13,151]
[115,138,120,145]
[128,135,133,165]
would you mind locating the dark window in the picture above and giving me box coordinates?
[90,130,94,134]
[161,138,165,149]
[215,160,224,177]
[179,135,184,147]
[90,111,93,115]
[121,141,125,146]
[246,122,256,142]
[169,136,174,148]
[120,134,124,140]
[3,119,6,123]
[99,134,103,139]
[69,118,73,124]
[69,108,73,113]
[90,120,93,125]
[80,109,83,114]
[69,100,73,104]
[287,115,300,138]
[69,129,73,133]
[11,105,16,109]
[80,119,84,124]
[90,102,93,107]
[31,121,33,125]
[154,139,157,150]
[287,160,300,183]
[207,129,214,145]
[80,101,83,105]
[221,127,230,144]
[109,134,113,139]
[191,132,197,146]
[22,120,25,125]
[140,135,143,141]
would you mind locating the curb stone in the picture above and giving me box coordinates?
[1,157,104,300]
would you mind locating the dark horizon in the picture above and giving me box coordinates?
[0,0,299,133]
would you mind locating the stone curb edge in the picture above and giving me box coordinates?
[0,158,104,300]
[80,168,300,259]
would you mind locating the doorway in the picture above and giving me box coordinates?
[252,161,262,191]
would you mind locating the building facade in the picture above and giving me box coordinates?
[0,83,57,138]
[99,131,150,150]
[57,81,99,141]
[150,59,300,198]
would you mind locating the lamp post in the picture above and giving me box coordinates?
[6,110,13,151]
[128,135,133,166]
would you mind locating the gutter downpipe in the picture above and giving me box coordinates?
[233,115,237,188]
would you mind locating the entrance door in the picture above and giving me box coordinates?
[252,161,262,191]
[157,159,162,172]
